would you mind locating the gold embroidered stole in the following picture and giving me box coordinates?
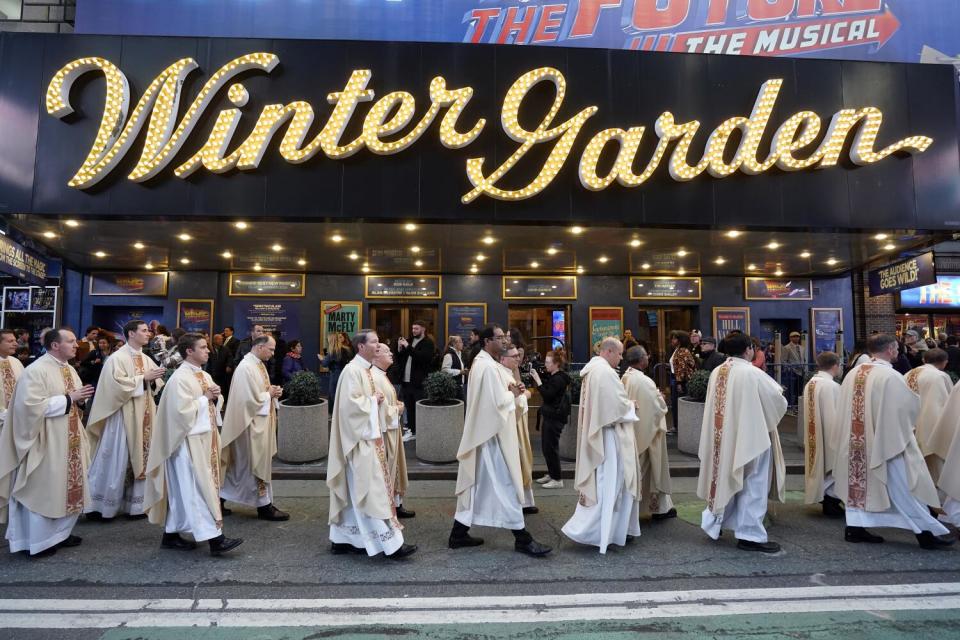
[0,359,15,408]
[193,370,223,519]
[847,364,874,510]
[707,363,732,512]
[805,380,819,478]
[59,364,84,515]
[255,360,274,496]
[132,354,153,480]
[905,368,921,394]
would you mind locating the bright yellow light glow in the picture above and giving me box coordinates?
[43,231,56,239]
[133,242,145,249]
[94,251,106,257]
[331,234,343,243]
[235,221,249,230]
[221,251,232,258]
[271,244,282,252]
[178,233,191,241]
[65,220,79,227]
[180,257,190,264]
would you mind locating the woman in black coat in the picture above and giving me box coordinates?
[529,350,571,488]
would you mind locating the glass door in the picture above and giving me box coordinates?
[369,304,439,351]
[507,305,571,359]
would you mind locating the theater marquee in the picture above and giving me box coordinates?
[47,54,932,201]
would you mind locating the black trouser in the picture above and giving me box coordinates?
[541,416,565,481]
[402,383,423,433]
[451,519,531,544]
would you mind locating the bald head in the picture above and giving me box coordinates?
[599,337,623,368]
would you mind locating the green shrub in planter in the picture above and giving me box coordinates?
[422,371,461,406]
[283,371,323,406]
[685,369,711,402]
[568,372,583,404]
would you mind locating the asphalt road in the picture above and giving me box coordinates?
[2,477,959,639]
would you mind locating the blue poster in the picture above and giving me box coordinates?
[811,309,842,355]
[446,303,486,343]
[77,1,960,68]
[91,305,166,339]
[233,300,301,342]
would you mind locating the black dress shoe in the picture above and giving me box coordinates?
[917,531,956,550]
[387,543,418,559]
[736,539,781,553]
[161,533,198,551]
[29,547,57,559]
[85,512,113,523]
[396,506,416,519]
[845,526,884,543]
[522,506,539,515]
[330,542,366,555]
[126,513,148,521]
[208,535,243,556]
[822,495,845,518]
[220,499,232,517]
[257,504,290,521]
[448,534,484,549]
[56,535,82,548]
[515,539,552,557]
[652,508,678,521]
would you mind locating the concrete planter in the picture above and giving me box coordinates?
[416,399,465,463]
[677,397,706,456]
[277,399,328,463]
[559,405,580,461]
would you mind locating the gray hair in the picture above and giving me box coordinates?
[624,345,648,366]
[599,336,622,353]
[352,329,376,352]
[252,335,273,347]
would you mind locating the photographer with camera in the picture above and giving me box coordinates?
[529,349,571,489]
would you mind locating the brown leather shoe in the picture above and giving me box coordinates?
[257,504,290,521]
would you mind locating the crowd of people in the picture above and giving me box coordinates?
[0,319,957,561]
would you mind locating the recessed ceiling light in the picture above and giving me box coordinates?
[547,248,558,255]
[411,246,421,253]
[271,244,283,252]
[598,256,609,263]
[678,250,689,258]
[178,233,192,241]
[253,263,262,271]
[404,223,417,231]
[530,261,540,268]
[221,251,232,259]
[348,252,359,260]
[94,251,106,258]
[297,258,307,266]
[331,234,343,243]
[629,239,642,247]
[42,231,56,239]
[767,241,780,250]
[180,257,190,265]
[65,220,79,227]
[641,263,651,270]
[715,257,726,265]
[747,264,757,270]
[482,236,495,245]
[678,268,686,275]
[144,262,153,270]
[362,266,370,273]
[513,280,519,284]
[726,230,742,238]
[874,233,888,240]
[800,251,811,258]
[883,243,896,251]
[827,258,838,266]
[476,254,486,261]
[576,267,584,274]
[775,269,784,276]
[470,265,478,273]
[415,260,424,267]
[133,242,145,249]
[570,226,584,235]
[234,221,249,230]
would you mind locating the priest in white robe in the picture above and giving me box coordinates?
[502,347,537,514]
[327,330,416,559]
[85,320,164,521]
[802,351,844,517]
[563,338,640,553]
[0,328,95,558]
[621,345,675,520]
[835,334,952,549]
[932,382,960,527]
[0,330,24,432]
[451,324,551,557]
[371,343,414,519]
[904,348,954,484]
[144,333,243,556]
[698,333,787,553]
[221,335,288,521]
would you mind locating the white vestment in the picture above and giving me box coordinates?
[802,371,842,504]
[454,437,525,530]
[220,428,274,508]
[86,409,146,516]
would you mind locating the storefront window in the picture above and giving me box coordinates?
[0,1,22,20]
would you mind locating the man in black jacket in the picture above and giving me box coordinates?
[946,336,960,377]
[396,320,436,440]
[698,336,727,372]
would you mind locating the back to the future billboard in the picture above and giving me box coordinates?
[77,1,960,67]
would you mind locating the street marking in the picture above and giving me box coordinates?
[1,583,959,628]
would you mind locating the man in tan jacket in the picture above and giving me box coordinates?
[221,335,288,521]
[0,328,95,558]
[85,320,165,521]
